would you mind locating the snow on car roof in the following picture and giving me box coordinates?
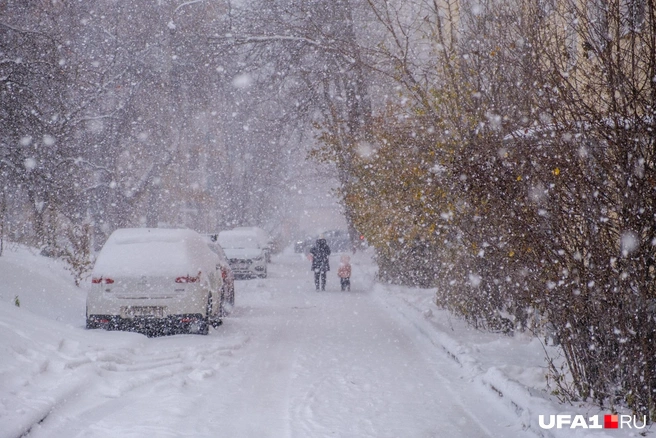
[218,230,260,249]
[230,227,270,242]
[92,228,217,278]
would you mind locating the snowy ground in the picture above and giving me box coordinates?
[0,244,650,437]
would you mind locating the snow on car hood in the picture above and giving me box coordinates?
[222,247,264,260]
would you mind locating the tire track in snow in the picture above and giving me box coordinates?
[18,331,250,438]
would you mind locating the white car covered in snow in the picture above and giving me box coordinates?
[231,226,273,262]
[218,230,268,279]
[86,228,224,335]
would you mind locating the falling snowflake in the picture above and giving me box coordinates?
[232,74,253,89]
[24,158,36,170]
[620,231,639,257]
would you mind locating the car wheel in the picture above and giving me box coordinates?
[191,296,211,335]
[195,315,210,335]
[218,287,227,317]
[86,308,92,328]
[207,294,214,318]
[209,294,224,328]
[197,319,209,335]
[86,308,100,329]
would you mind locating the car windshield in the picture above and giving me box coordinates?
[218,234,259,249]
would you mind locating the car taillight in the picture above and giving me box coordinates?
[92,277,114,284]
[175,272,201,283]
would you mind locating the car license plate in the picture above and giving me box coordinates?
[121,306,164,318]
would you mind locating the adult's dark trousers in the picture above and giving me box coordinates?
[314,270,327,291]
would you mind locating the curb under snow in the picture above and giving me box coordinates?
[372,283,641,438]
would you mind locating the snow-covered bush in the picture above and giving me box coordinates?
[61,222,94,287]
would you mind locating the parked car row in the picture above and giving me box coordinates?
[87,226,273,337]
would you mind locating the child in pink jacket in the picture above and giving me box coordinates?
[337,255,351,291]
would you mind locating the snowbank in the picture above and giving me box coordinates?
[0,301,144,438]
[0,245,142,437]
[0,244,86,325]
[372,283,649,438]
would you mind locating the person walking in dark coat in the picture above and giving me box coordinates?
[309,238,331,291]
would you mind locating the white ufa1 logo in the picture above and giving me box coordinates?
[538,414,646,429]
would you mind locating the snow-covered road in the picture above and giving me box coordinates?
[2,251,529,438]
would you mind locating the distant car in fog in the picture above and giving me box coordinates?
[86,228,224,336]
[294,235,315,253]
[295,229,355,253]
[218,230,268,279]
[324,230,353,252]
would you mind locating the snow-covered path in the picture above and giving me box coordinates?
[2,251,529,438]
[205,255,515,438]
